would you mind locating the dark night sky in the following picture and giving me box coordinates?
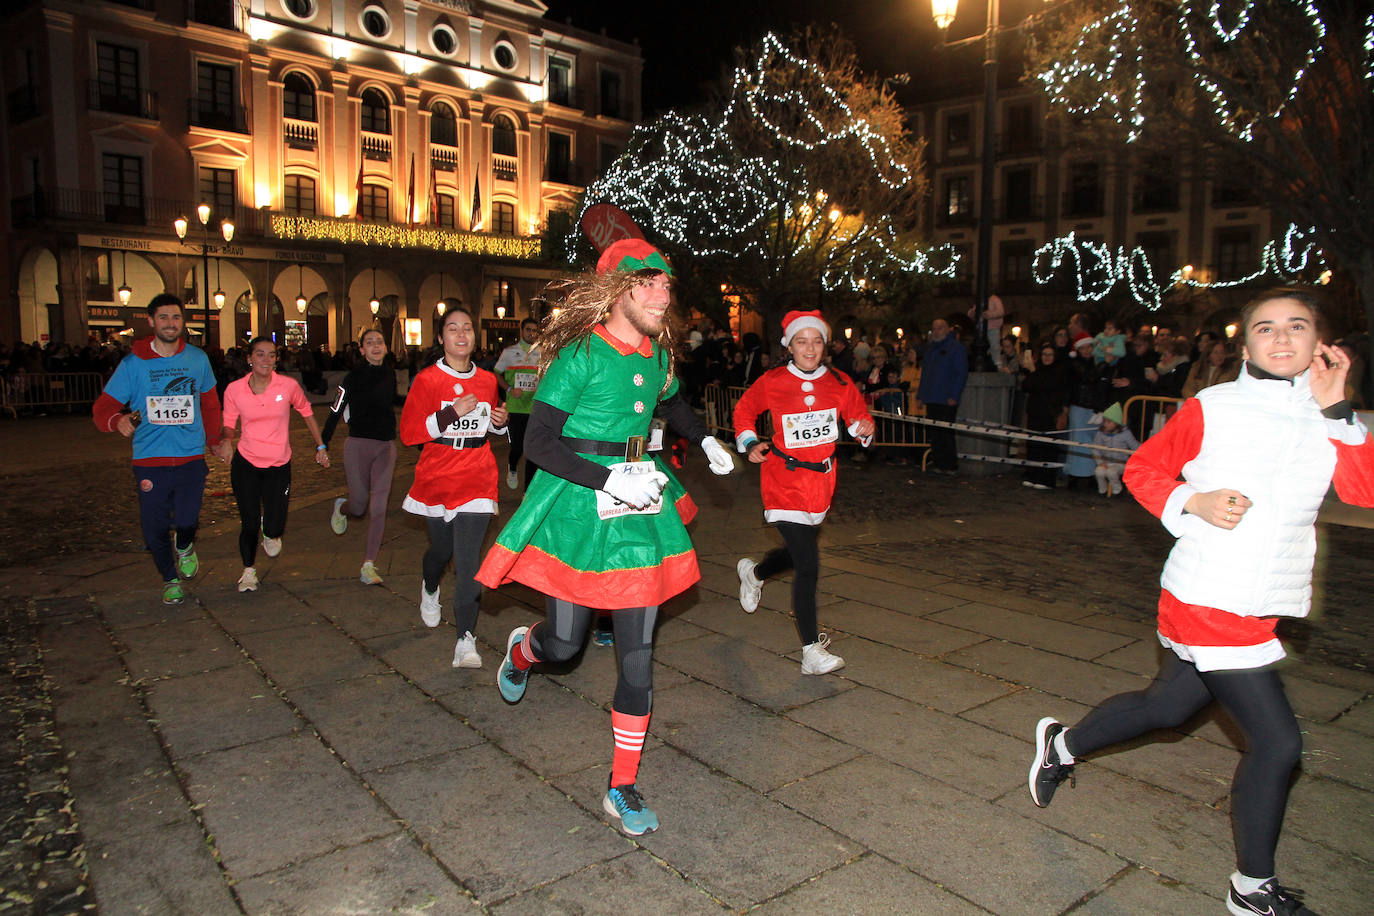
[539,0,1021,115]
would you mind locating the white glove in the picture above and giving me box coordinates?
[601,466,669,509]
[701,436,736,475]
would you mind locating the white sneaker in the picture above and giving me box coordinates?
[452,631,482,668]
[237,567,259,592]
[262,536,282,558]
[801,633,845,675]
[359,561,382,585]
[330,497,348,535]
[506,468,519,490]
[420,583,441,627]
[737,558,762,613]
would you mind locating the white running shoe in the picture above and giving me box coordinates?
[452,631,482,668]
[262,536,282,558]
[506,468,519,490]
[420,583,441,627]
[359,561,382,585]
[801,633,845,675]
[237,567,259,592]
[737,558,762,613]
[330,497,348,535]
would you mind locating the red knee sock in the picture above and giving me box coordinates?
[610,710,650,787]
[511,626,540,670]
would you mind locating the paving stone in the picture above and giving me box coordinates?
[234,622,388,688]
[825,601,988,657]
[790,685,1027,801]
[945,639,1149,707]
[1299,719,1374,791]
[1091,636,1166,676]
[820,572,964,615]
[928,582,1096,622]
[367,742,627,905]
[1329,695,1374,738]
[750,852,987,915]
[1283,671,1369,724]
[179,732,397,878]
[489,848,728,915]
[145,660,299,759]
[927,603,1134,661]
[96,588,213,632]
[653,681,861,792]
[554,746,862,910]
[116,616,243,681]
[819,555,956,592]
[1272,819,1374,914]
[1073,865,1221,915]
[772,754,1123,916]
[654,632,853,712]
[234,832,482,914]
[673,594,820,654]
[289,672,484,772]
[361,625,470,696]
[286,579,416,640]
[1284,772,1374,863]
[832,639,1016,714]
[201,582,326,635]
[82,814,239,916]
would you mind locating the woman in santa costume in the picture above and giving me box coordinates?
[733,310,875,675]
[476,238,735,837]
[400,306,508,669]
[1028,288,1374,916]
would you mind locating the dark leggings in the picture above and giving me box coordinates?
[230,452,291,567]
[1066,653,1301,877]
[527,598,657,716]
[505,412,539,489]
[422,513,491,635]
[755,521,821,645]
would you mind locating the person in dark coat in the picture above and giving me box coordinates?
[1021,341,1072,489]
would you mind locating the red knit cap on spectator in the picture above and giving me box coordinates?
[595,238,674,276]
[1072,331,1094,350]
[780,310,830,348]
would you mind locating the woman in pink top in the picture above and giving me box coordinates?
[218,336,328,592]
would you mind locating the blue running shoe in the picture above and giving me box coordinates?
[592,627,614,648]
[603,782,659,836]
[497,626,530,703]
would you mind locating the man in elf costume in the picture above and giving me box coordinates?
[493,317,540,490]
[476,238,736,836]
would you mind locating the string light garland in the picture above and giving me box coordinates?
[271,215,543,259]
[1032,224,1328,310]
[569,32,961,291]
[1365,13,1374,80]
[1037,1,1329,143]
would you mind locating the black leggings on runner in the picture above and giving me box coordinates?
[526,598,657,716]
[755,520,821,645]
[421,513,491,636]
[1065,652,1301,877]
[230,452,291,567]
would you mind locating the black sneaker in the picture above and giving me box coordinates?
[1028,717,1075,808]
[1227,880,1317,916]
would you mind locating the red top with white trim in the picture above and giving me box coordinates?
[400,361,505,519]
[733,363,872,525]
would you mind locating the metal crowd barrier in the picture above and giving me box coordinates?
[0,371,106,418]
[701,382,929,463]
[1121,394,1184,442]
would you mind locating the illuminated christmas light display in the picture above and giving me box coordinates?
[1032,224,1327,310]
[271,215,544,259]
[571,33,960,292]
[1037,1,1330,143]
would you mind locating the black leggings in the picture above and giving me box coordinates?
[1065,653,1301,877]
[527,598,657,716]
[230,452,291,567]
[755,521,821,645]
[422,513,491,635]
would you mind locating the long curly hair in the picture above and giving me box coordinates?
[533,268,684,396]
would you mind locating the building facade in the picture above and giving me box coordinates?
[2,0,641,351]
[910,82,1279,338]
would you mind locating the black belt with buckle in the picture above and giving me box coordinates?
[562,435,649,461]
[434,436,488,449]
[770,444,833,473]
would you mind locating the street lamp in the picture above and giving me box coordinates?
[932,0,1047,373]
[295,264,307,315]
[175,204,235,345]
[117,251,132,306]
[369,268,380,317]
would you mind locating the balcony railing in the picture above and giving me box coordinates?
[431,145,458,172]
[544,162,584,186]
[188,98,247,133]
[10,185,268,235]
[88,81,158,120]
[492,153,517,182]
[1062,188,1105,219]
[283,117,317,150]
[361,131,392,162]
[8,85,38,123]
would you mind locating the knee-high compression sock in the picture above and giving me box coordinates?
[511,623,541,670]
[610,710,650,787]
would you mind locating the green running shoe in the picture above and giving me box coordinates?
[176,543,199,579]
[162,580,185,605]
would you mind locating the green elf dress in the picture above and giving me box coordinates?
[475,325,698,609]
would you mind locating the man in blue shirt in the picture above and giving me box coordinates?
[93,295,222,604]
[916,317,969,474]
